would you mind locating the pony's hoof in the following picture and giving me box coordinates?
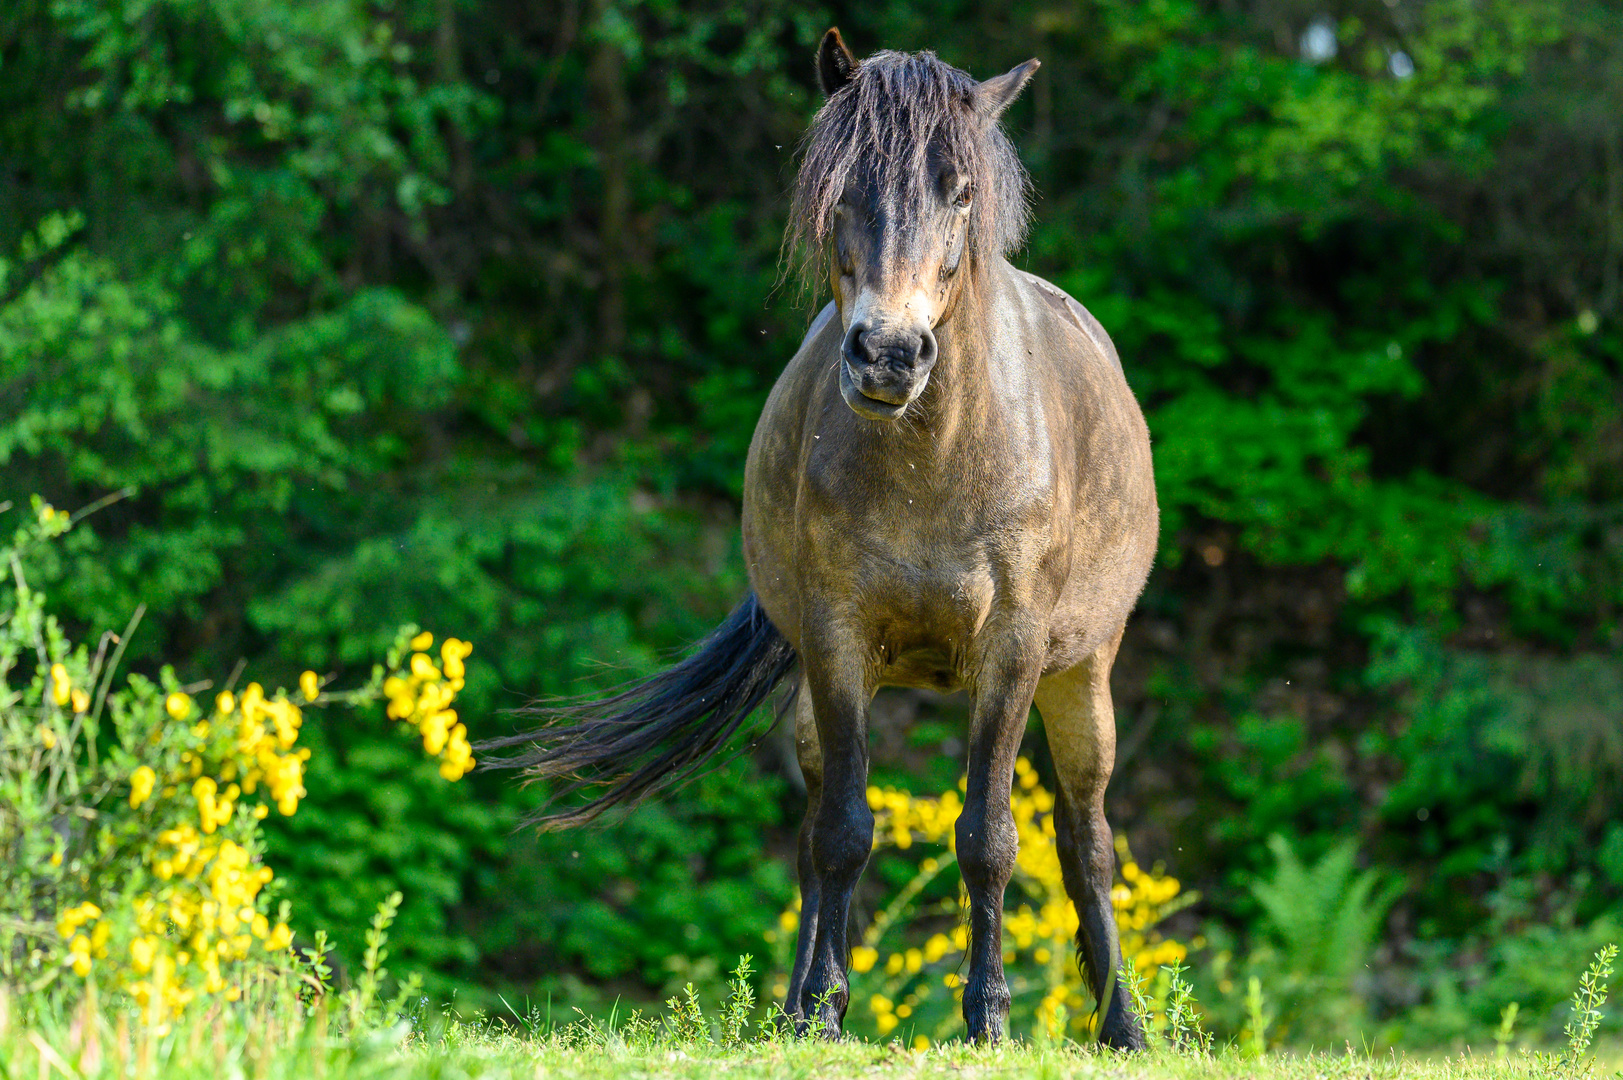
[1099,1013,1147,1052]
[963,983,1010,1045]
[785,1004,844,1039]
[810,1006,846,1039]
[790,1016,845,1039]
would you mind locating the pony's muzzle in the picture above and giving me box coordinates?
[839,321,937,419]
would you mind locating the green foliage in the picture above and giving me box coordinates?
[0,213,459,644]
[1404,890,1622,1047]
[4,0,1623,1047]
[1242,976,1272,1059]
[1161,962,1214,1057]
[1523,944,1621,1080]
[1200,835,1401,1045]
[1366,624,1623,919]
[664,981,709,1044]
[1249,836,1402,998]
[718,954,756,1046]
[1494,1002,1520,1062]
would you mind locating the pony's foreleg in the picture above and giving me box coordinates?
[956,627,1047,1044]
[784,677,824,1023]
[1034,632,1146,1051]
[795,623,874,1037]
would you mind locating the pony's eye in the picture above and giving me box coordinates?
[954,185,973,210]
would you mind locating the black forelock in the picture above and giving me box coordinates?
[785,49,1032,292]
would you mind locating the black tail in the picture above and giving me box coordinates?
[476,593,797,829]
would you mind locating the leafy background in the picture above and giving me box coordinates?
[3,0,1621,1046]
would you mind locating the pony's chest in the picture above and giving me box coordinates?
[796,430,1055,666]
[850,527,996,615]
[845,536,997,687]
[813,487,1034,666]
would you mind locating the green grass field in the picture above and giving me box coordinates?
[4,934,1616,1079]
[7,985,1619,1080]
[6,1020,1618,1080]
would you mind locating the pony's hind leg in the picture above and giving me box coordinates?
[784,676,823,1025]
[1033,631,1146,1050]
[795,621,875,1036]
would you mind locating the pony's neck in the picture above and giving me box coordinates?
[906,255,1009,449]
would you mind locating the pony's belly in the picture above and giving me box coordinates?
[879,648,961,691]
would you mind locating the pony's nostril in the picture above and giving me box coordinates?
[918,329,938,367]
[842,322,871,367]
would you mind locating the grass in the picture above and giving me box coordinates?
[4,1010,1618,1080]
[4,969,1617,1080]
[4,927,1614,1079]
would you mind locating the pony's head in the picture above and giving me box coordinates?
[788,29,1037,421]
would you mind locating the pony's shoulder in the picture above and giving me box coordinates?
[1013,269,1122,375]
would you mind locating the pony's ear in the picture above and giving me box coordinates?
[973,58,1040,123]
[817,27,859,97]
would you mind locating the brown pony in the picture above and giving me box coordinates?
[480,29,1157,1049]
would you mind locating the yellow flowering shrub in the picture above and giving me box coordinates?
[0,497,475,1022]
[385,632,476,781]
[766,756,1194,1045]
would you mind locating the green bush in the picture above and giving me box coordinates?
[4,0,1623,1043]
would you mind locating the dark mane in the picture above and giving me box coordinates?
[786,49,1032,293]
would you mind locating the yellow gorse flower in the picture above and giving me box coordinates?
[49,680,314,1019]
[43,655,86,713]
[50,662,72,706]
[228,683,310,817]
[122,822,286,1018]
[57,902,107,977]
[383,635,475,780]
[57,901,102,939]
[442,637,471,680]
[130,765,157,808]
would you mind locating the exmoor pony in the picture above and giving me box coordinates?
[482,29,1156,1048]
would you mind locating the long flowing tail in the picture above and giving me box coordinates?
[476,593,797,829]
